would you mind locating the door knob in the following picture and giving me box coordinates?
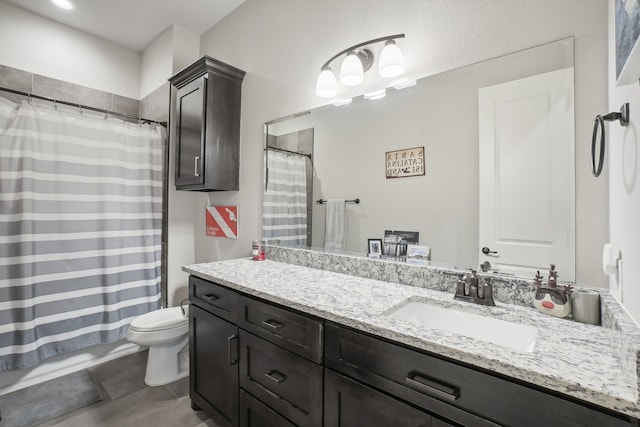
[481,247,498,255]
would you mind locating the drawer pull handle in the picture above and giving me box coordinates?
[202,294,219,302]
[264,370,287,384]
[406,372,459,401]
[261,319,283,330]
[227,334,238,365]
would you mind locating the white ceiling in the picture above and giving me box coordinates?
[2,0,245,52]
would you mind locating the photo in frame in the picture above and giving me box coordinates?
[615,0,640,85]
[383,230,419,258]
[406,244,431,266]
[368,238,383,258]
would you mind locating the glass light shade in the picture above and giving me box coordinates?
[315,67,337,98]
[378,40,405,78]
[340,52,364,86]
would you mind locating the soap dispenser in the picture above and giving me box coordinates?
[533,264,573,318]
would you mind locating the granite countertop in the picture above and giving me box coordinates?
[183,258,640,418]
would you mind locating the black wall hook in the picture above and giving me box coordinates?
[601,103,630,126]
[592,103,630,177]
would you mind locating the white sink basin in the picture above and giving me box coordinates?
[387,300,537,352]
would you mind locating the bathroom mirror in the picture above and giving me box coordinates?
[263,38,575,280]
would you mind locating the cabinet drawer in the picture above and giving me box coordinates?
[189,276,237,322]
[237,295,323,363]
[239,390,296,427]
[325,323,631,427]
[239,332,323,427]
[325,369,433,427]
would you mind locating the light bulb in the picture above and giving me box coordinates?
[379,40,405,78]
[340,52,364,86]
[315,67,337,98]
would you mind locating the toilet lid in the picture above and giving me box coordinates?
[129,306,188,332]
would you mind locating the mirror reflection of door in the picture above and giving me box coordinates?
[262,128,314,247]
[478,68,575,280]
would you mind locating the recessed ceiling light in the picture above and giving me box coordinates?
[51,0,75,10]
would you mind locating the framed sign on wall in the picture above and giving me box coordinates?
[385,146,425,179]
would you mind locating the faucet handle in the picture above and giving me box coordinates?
[468,269,479,284]
[480,277,496,306]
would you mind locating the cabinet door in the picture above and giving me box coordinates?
[325,369,433,427]
[239,390,296,427]
[176,76,206,188]
[190,304,239,427]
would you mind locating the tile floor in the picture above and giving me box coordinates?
[36,351,218,427]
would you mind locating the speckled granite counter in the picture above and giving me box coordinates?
[183,258,640,418]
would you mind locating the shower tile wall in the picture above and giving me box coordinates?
[140,82,170,308]
[0,64,139,116]
[0,65,32,101]
[140,83,170,123]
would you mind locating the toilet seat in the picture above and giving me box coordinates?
[129,306,188,332]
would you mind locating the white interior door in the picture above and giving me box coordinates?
[478,68,575,281]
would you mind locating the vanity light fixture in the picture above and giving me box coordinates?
[364,89,386,100]
[52,0,75,10]
[333,98,353,107]
[315,34,405,98]
[393,80,417,90]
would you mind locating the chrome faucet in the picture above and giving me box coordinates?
[454,270,496,306]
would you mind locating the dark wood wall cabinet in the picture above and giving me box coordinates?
[188,275,635,427]
[169,56,245,191]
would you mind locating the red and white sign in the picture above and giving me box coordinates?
[206,206,238,239]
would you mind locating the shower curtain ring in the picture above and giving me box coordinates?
[78,103,83,115]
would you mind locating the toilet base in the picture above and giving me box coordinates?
[143,336,189,386]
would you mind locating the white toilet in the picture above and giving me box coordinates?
[126,306,189,386]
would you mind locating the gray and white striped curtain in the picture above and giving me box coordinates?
[0,97,164,371]
[262,150,308,247]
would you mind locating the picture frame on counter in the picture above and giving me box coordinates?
[406,244,431,265]
[368,238,383,258]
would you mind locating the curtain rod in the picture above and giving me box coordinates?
[265,145,312,158]
[0,86,167,127]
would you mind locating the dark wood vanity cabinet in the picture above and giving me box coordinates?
[169,56,245,191]
[189,276,323,427]
[325,323,632,427]
[189,275,634,427]
[189,304,238,427]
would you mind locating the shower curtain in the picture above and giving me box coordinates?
[262,150,308,247]
[0,97,164,371]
